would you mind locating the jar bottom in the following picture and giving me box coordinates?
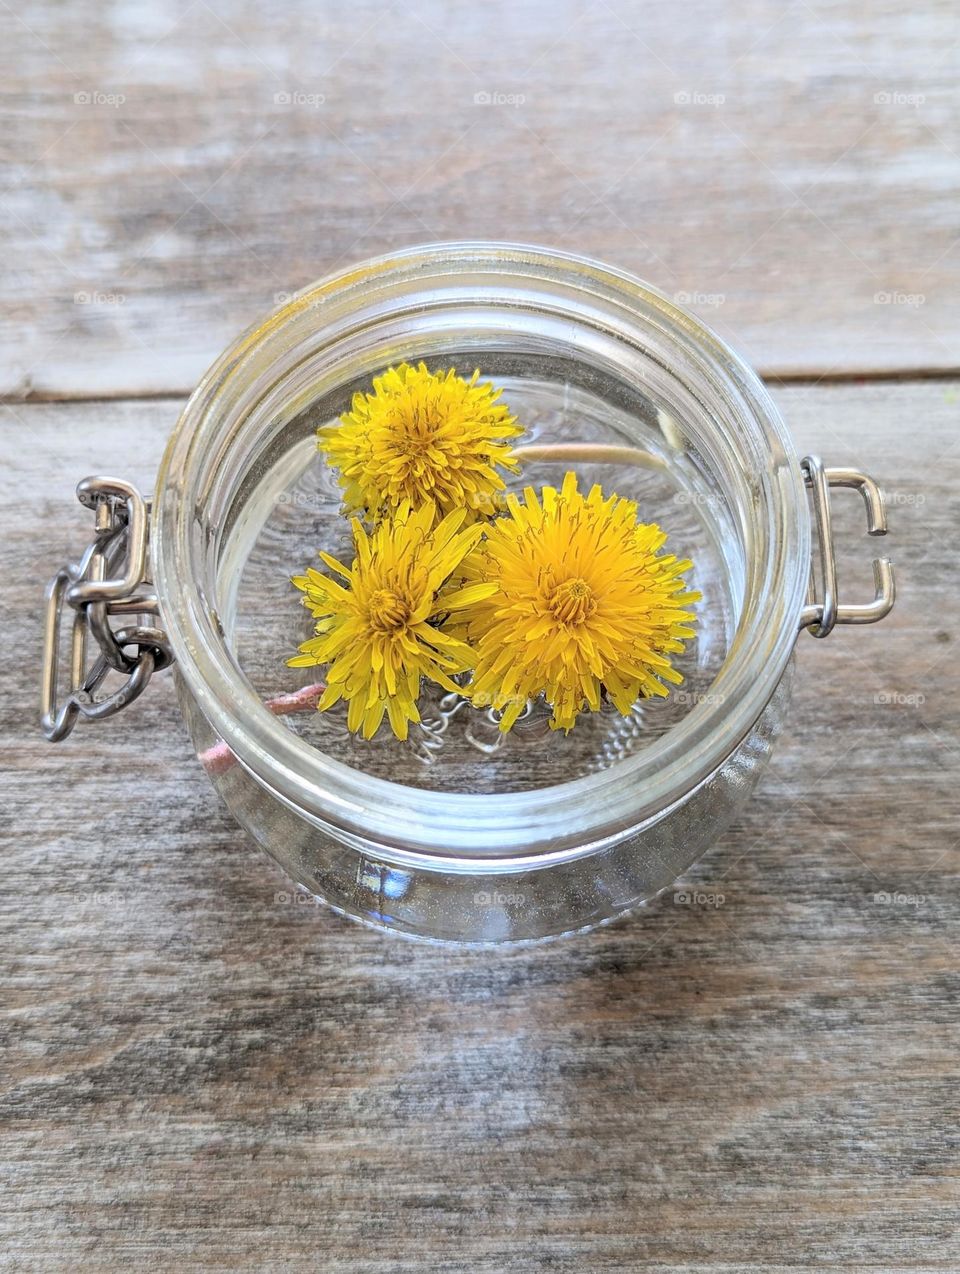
[179,663,791,944]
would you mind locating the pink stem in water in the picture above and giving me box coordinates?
[199,682,326,776]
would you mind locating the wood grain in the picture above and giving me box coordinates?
[2,0,960,398]
[2,382,958,1271]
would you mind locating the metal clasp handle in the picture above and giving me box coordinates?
[800,455,896,638]
[41,476,174,742]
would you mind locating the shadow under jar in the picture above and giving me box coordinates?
[42,243,895,944]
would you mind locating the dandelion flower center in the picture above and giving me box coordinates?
[389,410,440,454]
[367,587,410,633]
[547,577,596,626]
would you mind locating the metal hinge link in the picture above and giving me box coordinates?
[800,455,896,638]
[41,476,174,742]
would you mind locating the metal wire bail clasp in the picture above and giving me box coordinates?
[800,455,896,638]
[41,476,174,742]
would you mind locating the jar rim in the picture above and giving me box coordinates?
[153,241,808,861]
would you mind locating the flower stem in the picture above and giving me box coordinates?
[199,682,326,775]
[514,443,666,471]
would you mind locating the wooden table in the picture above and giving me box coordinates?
[3,3,958,1269]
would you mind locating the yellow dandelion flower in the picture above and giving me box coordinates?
[288,502,497,741]
[318,362,522,522]
[454,471,701,733]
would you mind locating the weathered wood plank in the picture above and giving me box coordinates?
[1,382,957,1270]
[2,0,959,397]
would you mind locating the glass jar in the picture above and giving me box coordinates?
[42,243,895,944]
